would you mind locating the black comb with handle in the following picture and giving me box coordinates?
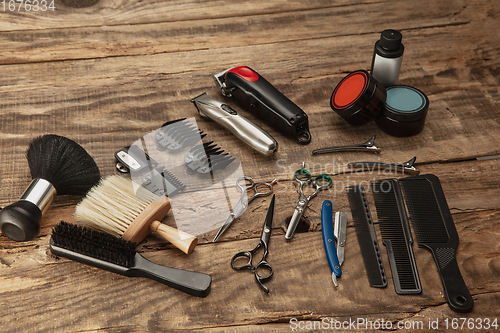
[371,179,421,295]
[347,185,387,288]
[399,174,474,312]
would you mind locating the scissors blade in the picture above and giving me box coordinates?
[213,191,247,242]
[334,211,347,267]
[213,213,235,242]
[261,195,275,243]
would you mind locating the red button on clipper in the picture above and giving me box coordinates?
[228,66,259,82]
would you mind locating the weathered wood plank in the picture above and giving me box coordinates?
[0,0,477,64]
[0,0,499,331]
[0,0,389,31]
[1,157,499,247]
[0,19,499,205]
[0,207,498,332]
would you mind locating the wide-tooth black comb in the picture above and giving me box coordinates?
[184,141,236,175]
[371,179,421,295]
[399,174,474,312]
[140,167,186,197]
[155,118,206,151]
[346,185,387,288]
[50,222,211,297]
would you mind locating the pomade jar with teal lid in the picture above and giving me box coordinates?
[375,85,429,137]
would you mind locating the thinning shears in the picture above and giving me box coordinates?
[213,176,274,242]
[231,195,275,293]
[285,163,332,240]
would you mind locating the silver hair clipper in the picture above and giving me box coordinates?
[191,93,278,156]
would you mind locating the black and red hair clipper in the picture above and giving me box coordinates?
[213,66,311,145]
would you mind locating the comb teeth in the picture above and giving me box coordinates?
[155,118,206,151]
[371,179,421,294]
[346,185,387,288]
[398,174,473,313]
[141,167,186,197]
[399,177,450,244]
[51,221,137,267]
[184,141,235,175]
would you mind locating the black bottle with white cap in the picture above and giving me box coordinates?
[371,29,404,86]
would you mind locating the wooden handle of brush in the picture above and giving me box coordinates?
[150,221,198,255]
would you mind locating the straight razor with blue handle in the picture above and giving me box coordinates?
[321,200,342,287]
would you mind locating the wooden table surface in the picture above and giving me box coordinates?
[1,0,499,332]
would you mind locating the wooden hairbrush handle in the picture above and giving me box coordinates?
[151,221,198,255]
[121,197,197,254]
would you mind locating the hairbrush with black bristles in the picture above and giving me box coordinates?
[0,135,100,242]
[399,174,474,312]
[371,179,421,295]
[346,185,387,288]
[155,118,206,151]
[50,222,211,297]
[184,141,236,175]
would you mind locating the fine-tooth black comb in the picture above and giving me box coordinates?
[399,174,474,312]
[371,179,421,295]
[184,141,236,175]
[50,222,211,297]
[155,118,206,151]
[346,185,387,288]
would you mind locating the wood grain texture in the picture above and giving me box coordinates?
[0,207,498,332]
[1,160,499,332]
[0,0,499,331]
[0,0,394,31]
[1,19,500,203]
[0,0,477,64]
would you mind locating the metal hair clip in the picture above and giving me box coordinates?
[347,156,419,175]
[312,136,381,155]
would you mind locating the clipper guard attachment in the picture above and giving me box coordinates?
[184,141,236,175]
[113,117,245,240]
[155,118,207,151]
[141,167,186,197]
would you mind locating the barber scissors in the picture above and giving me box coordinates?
[231,195,275,293]
[213,176,274,242]
[285,163,333,240]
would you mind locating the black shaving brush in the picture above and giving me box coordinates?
[0,134,100,241]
